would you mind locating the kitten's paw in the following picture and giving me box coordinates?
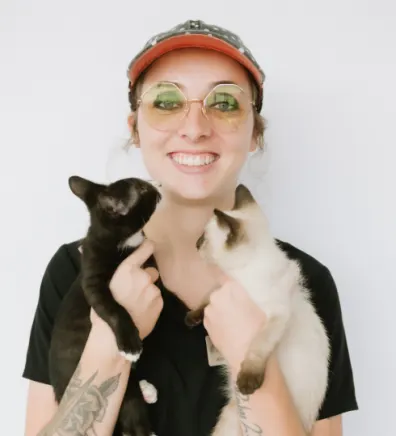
[119,350,141,363]
[139,379,158,404]
[116,329,143,362]
[236,368,265,395]
[184,309,204,328]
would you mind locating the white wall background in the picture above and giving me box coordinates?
[1,0,395,434]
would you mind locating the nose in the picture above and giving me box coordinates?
[177,100,212,143]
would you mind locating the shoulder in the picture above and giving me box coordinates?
[39,239,82,303]
[276,239,339,314]
[276,238,344,349]
[22,239,83,384]
[49,239,82,271]
[276,239,359,418]
[276,238,328,279]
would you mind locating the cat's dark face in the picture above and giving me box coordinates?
[197,184,264,268]
[69,176,161,241]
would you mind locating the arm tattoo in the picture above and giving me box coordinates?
[38,364,121,436]
[235,387,263,436]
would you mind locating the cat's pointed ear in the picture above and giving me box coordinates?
[68,176,102,205]
[214,209,244,248]
[233,184,256,210]
[214,209,236,227]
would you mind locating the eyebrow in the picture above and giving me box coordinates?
[166,80,240,90]
[210,80,239,87]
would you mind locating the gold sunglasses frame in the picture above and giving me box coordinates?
[136,81,255,129]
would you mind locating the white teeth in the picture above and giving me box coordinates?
[171,153,217,166]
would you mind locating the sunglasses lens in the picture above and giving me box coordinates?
[140,83,187,131]
[204,84,250,132]
[139,83,251,132]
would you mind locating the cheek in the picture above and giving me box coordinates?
[222,116,255,156]
[137,114,169,148]
[137,118,172,175]
[218,131,252,173]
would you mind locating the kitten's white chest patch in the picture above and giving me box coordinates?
[122,230,145,248]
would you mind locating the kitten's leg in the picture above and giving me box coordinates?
[185,304,207,327]
[84,283,142,362]
[236,305,290,395]
[211,400,241,436]
[118,372,155,436]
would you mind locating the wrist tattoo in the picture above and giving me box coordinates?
[38,364,121,436]
[235,385,263,435]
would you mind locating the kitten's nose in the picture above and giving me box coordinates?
[137,181,149,193]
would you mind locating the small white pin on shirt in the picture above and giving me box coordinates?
[205,336,227,367]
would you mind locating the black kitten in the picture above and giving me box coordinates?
[49,176,161,436]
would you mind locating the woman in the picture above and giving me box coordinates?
[23,19,358,436]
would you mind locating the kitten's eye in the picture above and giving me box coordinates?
[99,195,129,216]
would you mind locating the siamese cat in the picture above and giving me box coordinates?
[185,184,330,435]
[49,176,161,436]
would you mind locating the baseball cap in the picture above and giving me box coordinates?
[126,19,265,112]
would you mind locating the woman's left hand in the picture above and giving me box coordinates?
[203,274,266,374]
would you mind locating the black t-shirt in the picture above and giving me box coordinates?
[23,239,358,435]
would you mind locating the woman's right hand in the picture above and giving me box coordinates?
[107,239,163,340]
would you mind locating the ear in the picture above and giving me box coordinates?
[214,209,244,248]
[233,184,256,210]
[69,176,93,200]
[127,113,140,147]
[68,176,103,206]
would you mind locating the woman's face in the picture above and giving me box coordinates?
[130,48,257,204]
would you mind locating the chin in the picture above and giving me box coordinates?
[164,179,221,203]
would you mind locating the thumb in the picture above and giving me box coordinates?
[144,266,160,283]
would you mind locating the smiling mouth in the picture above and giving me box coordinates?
[168,152,219,167]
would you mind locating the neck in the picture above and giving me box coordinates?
[144,188,235,250]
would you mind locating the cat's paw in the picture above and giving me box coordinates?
[184,309,204,328]
[119,350,141,363]
[139,379,158,404]
[116,329,142,363]
[236,367,265,395]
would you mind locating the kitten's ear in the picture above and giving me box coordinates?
[214,209,244,248]
[68,176,102,205]
[233,184,256,210]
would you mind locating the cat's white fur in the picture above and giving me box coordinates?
[200,191,330,435]
[122,230,145,249]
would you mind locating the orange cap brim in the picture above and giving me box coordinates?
[127,34,263,93]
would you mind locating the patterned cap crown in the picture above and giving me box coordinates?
[127,19,265,112]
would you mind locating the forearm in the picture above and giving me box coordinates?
[37,323,131,436]
[232,354,307,436]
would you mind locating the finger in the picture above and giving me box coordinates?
[144,266,159,283]
[129,266,155,291]
[120,239,155,268]
[144,284,162,302]
[208,288,223,305]
[203,303,214,321]
[139,284,162,309]
[203,311,210,331]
